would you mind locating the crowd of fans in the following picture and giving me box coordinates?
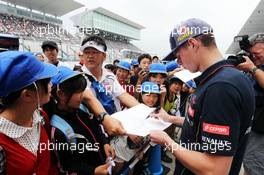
[0,35,196,175]
[0,13,77,43]
[0,17,264,175]
[0,13,142,61]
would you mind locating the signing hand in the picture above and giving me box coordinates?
[150,107,170,122]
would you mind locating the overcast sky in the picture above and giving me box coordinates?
[61,0,261,57]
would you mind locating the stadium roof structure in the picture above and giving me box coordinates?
[226,0,264,54]
[93,7,145,30]
[2,0,84,16]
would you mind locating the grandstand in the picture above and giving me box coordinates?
[71,7,145,63]
[0,1,145,62]
[226,0,264,54]
[0,0,83,60]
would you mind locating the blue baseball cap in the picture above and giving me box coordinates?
[0,51,58,97]
[166,61,180,72]
[186,80,197,89]
[131,59,139,66]
[164,18,213,61]
[51,66,83,87]
[141,82,161,94]
[116,61,131,71]
[149,63,167,75]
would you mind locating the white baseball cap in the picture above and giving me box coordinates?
[80,40,106,53]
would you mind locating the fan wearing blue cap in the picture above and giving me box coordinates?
[147,63,168,109]
[130,58,140,77]
[111,81,161,168]
[0,51,57,174]
[148,63,168,85]
[49,66,87,112]
[116,61,134,98]
[149,63,175,164]
[44,66,114,174]
[150,18,256,175]
[129,59,140,90]
[135,63,167,100]
[116,61,131,83]
[139,81,161,108]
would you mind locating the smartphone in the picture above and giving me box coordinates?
[139,67,149,74]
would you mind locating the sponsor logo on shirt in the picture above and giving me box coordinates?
[201,136,232,152]
[203,122,230,136]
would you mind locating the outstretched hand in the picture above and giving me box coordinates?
[102,116,126,136]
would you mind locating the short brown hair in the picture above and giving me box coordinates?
[195,33,216,47]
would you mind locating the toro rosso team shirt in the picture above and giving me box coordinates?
[174,60,255,175]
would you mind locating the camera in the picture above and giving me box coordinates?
[228,35,253,66]
[234,35,252,52]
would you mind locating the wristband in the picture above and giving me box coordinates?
[97,112,108,123]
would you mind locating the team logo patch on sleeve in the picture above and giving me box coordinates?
[203,122,230,136]
[188,106,195,118]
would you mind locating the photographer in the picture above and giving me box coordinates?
[237,33,264,175]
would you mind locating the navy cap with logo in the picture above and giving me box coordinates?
[164,18,213,61]
[0,51,58,97]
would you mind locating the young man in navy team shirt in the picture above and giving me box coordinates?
[150,18,255,175]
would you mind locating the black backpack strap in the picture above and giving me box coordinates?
[84,73,96,83]
[84,73,117,114]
